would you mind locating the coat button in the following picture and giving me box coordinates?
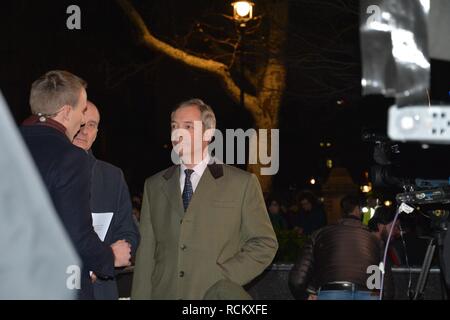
[179,271,185,277]
[180,244,187,251]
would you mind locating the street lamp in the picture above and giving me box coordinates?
[231,1,255,111]
[231,1,254,27]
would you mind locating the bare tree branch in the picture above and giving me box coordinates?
[116,0,259,115]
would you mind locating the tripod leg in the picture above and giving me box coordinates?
[413,239,435,300]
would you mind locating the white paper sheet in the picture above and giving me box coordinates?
[91,212,113,242]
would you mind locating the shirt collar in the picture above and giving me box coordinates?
[180,153,211,177]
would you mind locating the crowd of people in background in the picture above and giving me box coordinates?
[266,191,327,237]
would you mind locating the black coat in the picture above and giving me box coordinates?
[288,218,395,299]
[20,124,114,299]
[88,152,140,299]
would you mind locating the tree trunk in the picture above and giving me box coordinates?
[246,0,287,194]
[247,58,286,194]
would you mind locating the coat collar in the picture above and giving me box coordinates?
[163,162,223,180]
[22,114,67,136]
[162,161,221,219]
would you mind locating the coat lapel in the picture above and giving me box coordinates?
[185,164,223,217]
[162,163,224,219]
[162,165,184,219]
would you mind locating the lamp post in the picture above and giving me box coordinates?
[231,1,254,110]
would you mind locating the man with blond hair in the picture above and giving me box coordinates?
[20,70,131,299]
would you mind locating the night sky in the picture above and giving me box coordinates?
[2,0,450,196]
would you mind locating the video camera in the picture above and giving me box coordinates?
[360,0,450,298]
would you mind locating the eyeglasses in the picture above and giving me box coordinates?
[82,122,98,130]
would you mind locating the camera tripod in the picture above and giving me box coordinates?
[410,211,449,300]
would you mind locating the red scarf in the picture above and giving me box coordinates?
[22,115,67,136]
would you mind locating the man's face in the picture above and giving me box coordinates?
[269,201,281,215]
[73,102,99,150]
[171,105,208,163]
[353,206,362,219]
[66,88,87,141]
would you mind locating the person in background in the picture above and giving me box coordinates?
[289,194,394,300]
[340,195,362,222]
[369,206,402,267]
[267,196,288,230]
[73,100,140,299]
[288,191,327,236]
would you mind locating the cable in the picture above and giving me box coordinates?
[398,223,413,297]
[379,205,401,300]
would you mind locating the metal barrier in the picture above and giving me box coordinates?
[116,264,447,300]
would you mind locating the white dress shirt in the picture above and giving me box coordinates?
[180,154,211,193]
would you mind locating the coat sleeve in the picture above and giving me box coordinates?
[217,174,278,285]
[54,148,114,278]
[131,179,155,299]
[288,236,316,299]
[110,169,140,257]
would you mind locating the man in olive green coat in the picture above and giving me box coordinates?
[132,99,278,300]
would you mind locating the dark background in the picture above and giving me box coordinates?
[1,0,450,195]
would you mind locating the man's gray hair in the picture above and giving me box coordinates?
[171,98,216,130]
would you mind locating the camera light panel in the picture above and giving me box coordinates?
[388,105,450,143]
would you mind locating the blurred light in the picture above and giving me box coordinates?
[320,142,324,147]
[384,200,392,207]
[400,116,414,130]
[310,178,316,185]
[326,159,333,169]
[326,142,332,147]
[336,99,344,105]
[362,207,369,213]
[361,184,372,193]
[234,1,251,16]
[231,1,254,23]
[369,208,376,218]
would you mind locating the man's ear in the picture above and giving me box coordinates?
[60,105,72,121]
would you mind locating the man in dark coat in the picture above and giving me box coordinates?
[0,91,80,299]
[289,195,395,300]
[20,70,131,299]
[74,101,140,299]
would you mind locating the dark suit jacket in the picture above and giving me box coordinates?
[20,124,114,299]
[88,152,140,299]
